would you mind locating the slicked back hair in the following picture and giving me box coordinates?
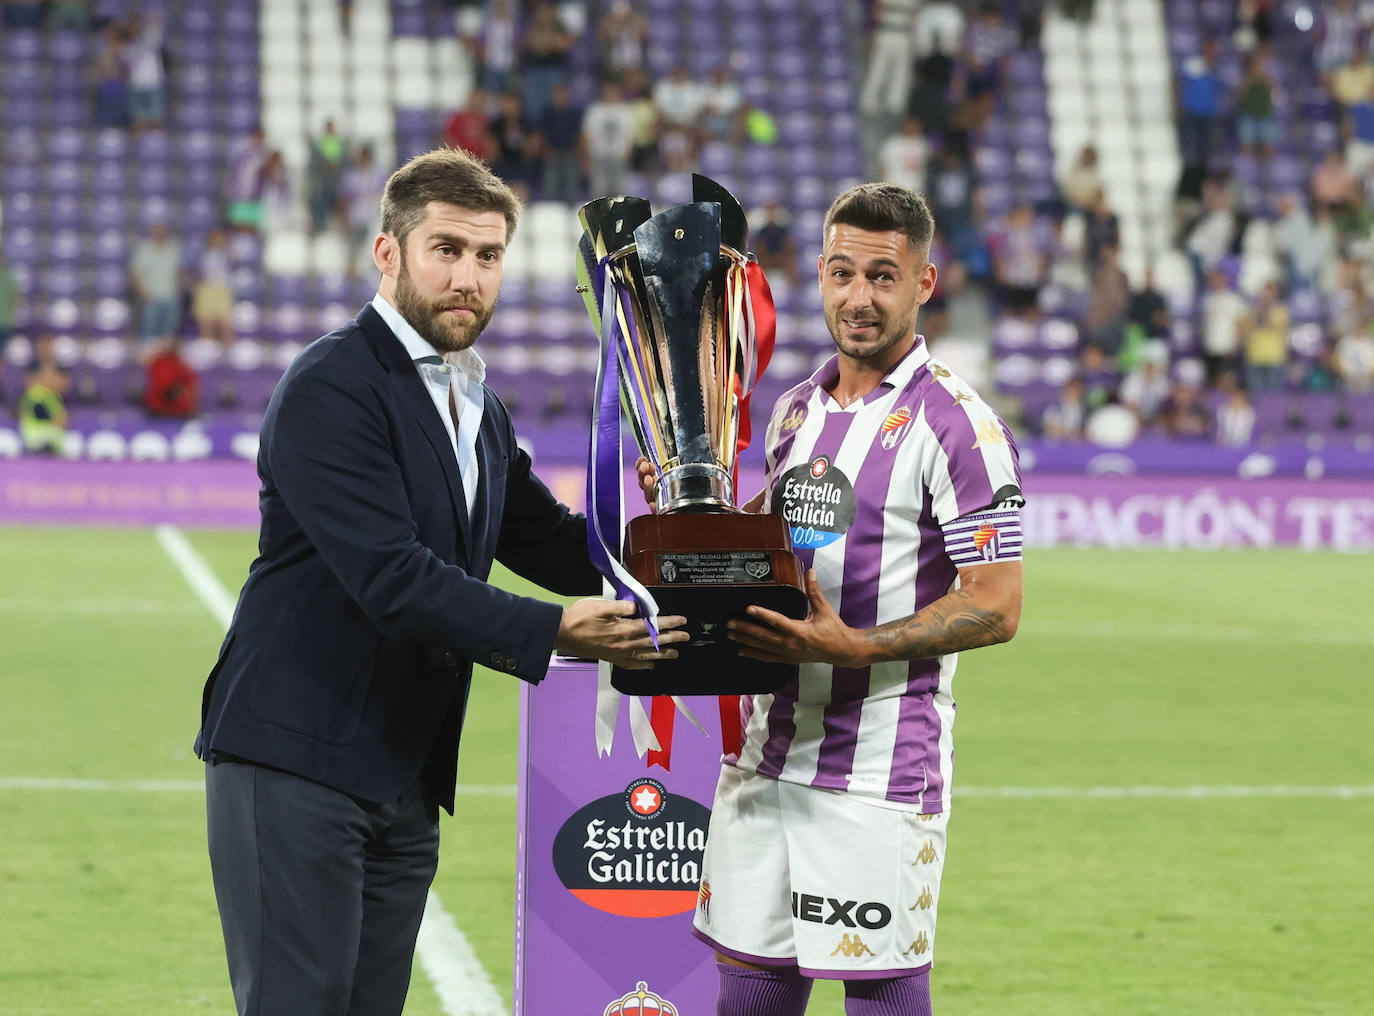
[822,183,935,258]
[379,147,521,247]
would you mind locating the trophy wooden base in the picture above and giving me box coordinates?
[612,511,809,696]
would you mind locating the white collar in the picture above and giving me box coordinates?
[371,292,486,385]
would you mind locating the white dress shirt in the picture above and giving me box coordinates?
[371,293,485,520]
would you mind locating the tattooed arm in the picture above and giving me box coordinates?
[727,562,1022,667]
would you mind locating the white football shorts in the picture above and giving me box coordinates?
[692,765,949,979]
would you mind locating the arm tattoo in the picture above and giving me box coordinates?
[865,585,1010,662]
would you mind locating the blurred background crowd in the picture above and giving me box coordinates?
[1,0,1372,462]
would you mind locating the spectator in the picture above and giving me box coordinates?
[18,358,70,456]
[259,150,293,229]
[1059,145,1104,216]
[490,92,535,198]
[877,116,932,194]
[860,0,918,118]
[1162,382,1213,439]
[908,37,956,138]
[912,1,964,59]
[699,67,743,143]
[989,204,1047,318]
[622,68,661,173]
[1235,54,1277,157]
[1345,99,1374,180]
[928,148,980,271]
[1083,243,1131,353]
[192,229,234,346]
[125,11,167,131]
[443,89,494,162]
[960,3,1016,129]
[1214,375,1256,446]
[1303,347,1341,391]
[93,26,130,129]
[50,0,88,28]
[1311,148,1359,214]
[2,0,46,28]
[1331,48,1374,110]
[307,120,348,233]
[596,0,647,79]
[1083,188,1120,270]
[339,144,388,275]
[1274,193,1337,291]
[224,128,268,232]
[129,221,183,349]
[473,0,518,95]
[1200,268,1249,384]
[1334,317,1374,391]
[652,66,705,137]
[535,81,584,203]
[1119,349,1172,428]
[144,340,199,419]
[922,231,965,342]
[521,2,574,122]
[1177,39,1223,173]
[1184,175,1239,285]
[1078,344,1120,408]
[1128,266,1172,343]
[581,79,637,198]
[1041,376,1086,441]
[1316,0,1363,79]
[752,200,798,285]
[0,251,18,350]
[1238,281,1290,392]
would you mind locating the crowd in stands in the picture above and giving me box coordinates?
[861,0,1374,447]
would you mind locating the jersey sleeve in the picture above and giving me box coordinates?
[922,384,1025,529]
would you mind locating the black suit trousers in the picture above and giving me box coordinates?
[205,760,440,1016]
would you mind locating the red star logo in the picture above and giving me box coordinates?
[631,785,662,815]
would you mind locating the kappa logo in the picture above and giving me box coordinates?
[972,419,1005,449]
[781,406,807,431]
[973,523,1000,562]
[913,839,939,866]
[830,933,876,958]
[902,932,930,957]
[909,885,934,911]
[879,406,914,450]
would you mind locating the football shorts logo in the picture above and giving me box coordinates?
[830,933,876,958]
[973,524,1000,562]
[879,406,913,450]
[902,932,931,957]
[603,980,679,1016]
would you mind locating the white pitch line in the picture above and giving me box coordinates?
[1021,618,1374,647]
[153,523,502,1016]
[4,776,1372,801]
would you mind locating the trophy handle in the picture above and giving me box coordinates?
[692,173,749,259]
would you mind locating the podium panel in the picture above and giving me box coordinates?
[515,657,724,1014]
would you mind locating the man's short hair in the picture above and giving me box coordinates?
[822,183,935,256]
[379,147,522,246]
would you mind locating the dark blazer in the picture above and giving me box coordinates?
[195,305,599,812]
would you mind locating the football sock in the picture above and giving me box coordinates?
[843,970,933,1016]
[716,962,813,1016]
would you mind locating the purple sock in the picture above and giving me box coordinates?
[716,962,813,1016]
[844,970,933,1016]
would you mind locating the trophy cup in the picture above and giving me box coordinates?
[578,175,809,697]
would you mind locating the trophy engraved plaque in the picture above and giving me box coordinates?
[579,175,809,697]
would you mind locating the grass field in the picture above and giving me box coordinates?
[1,525,1371,1015]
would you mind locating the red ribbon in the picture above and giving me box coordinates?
[647,695,675,771]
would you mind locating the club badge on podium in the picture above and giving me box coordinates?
[578,175,809,702]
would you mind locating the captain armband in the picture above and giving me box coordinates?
[942,508,1023,566]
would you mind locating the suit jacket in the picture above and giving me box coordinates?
[195,305,599,812]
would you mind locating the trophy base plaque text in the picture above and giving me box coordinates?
[612,512,809,696]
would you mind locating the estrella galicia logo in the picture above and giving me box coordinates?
[553,780,710,918]
[774,456,857,549]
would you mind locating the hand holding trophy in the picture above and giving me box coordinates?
[578,175,809,697]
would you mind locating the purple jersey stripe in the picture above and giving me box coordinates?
[887,494,957,806]
[926,390,996,517]
[754,678,799,779]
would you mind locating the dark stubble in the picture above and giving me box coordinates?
[393,260,495,354]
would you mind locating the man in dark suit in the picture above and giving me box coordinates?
[195,148,687,1016]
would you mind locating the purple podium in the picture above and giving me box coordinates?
[515,657,724,1014]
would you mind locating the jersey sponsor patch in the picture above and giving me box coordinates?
[942,509,1023,565]
[774,456,857,549]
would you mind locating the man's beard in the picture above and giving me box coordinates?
[394,264,495,354]
[825,302,916,363]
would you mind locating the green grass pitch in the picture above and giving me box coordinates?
[0,526,1370,1014]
